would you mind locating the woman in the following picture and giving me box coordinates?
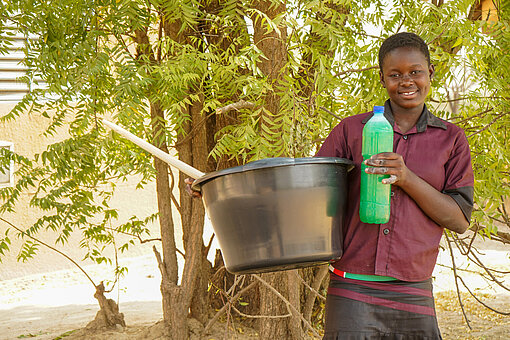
[317,32,474,339]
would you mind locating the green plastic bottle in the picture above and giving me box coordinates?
[360,105,393,224]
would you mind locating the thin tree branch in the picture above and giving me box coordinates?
[445,232,472,329]
[454,235,510,282]
[427,21,450,45]
[215,100,256,115]
[458,276,510,315]
[112,32,137,61]
[395,13,407,33]
[447,107,493,124]
[320,106,342,120]
[104,225,188,258]
[168,167,180,212]
[157,12,163,63]
[103,226,161,243]
[467,111,510,138]
[301,265,328,324]
[152,245,169,283]
[172,110,216,148]
[0,217,96,287]
[466,223,480,253]
[335,65,379,78]
[204,233,215,257]
[299,268,327,302]
[107,236,120,294]
[204,280,258,333]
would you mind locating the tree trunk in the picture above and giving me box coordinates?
[149,101,189,339]
[258,272,293,339]
[133,15,196,337]
[252,0,288,120]
[287,270,305,339]
[176,94,211,325]
[161,9,214,331]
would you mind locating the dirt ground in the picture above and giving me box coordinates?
[26,291,510,340]
[1,237,508,340]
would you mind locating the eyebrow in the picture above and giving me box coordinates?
[385,64,426,72]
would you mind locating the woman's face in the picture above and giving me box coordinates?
[379,47,435,112]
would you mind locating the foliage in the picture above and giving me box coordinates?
[0,0,509,334]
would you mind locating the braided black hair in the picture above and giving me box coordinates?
[378,32,430,71]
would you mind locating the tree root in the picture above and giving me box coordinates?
[86,282,126,331]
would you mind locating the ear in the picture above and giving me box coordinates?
[429,64,435,80]
[379,70,386,88]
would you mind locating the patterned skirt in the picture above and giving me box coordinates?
[323,274,442,340]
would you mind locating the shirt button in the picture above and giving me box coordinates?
[390,191,395,197]
[383,228,390,235]
[403,135,408,140]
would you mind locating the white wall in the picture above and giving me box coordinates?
[0,102,186,281]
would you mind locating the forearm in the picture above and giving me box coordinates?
[397,171,469,233]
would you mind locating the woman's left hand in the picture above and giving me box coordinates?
[364,152,409,186]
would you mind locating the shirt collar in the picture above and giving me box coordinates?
[361,100,447,132]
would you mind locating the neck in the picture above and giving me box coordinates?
[390,102,424,134]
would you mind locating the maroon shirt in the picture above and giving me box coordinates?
[316,101,474,282]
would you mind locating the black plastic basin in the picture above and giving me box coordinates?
[192,157,354,274]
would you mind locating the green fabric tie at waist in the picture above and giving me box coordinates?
[344,272,398,282]
[329,265,398,282]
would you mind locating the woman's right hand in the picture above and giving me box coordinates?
[184,178,202,198]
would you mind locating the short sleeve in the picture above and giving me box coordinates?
[315,121,349,159]
[442,130,474,223]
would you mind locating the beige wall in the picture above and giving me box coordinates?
[481,0,499,23]
[0,103,182,281]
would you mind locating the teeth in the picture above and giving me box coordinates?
[402,91,416,95]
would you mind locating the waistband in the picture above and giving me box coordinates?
[329,265,398,282]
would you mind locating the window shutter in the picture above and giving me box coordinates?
[0,141,14,188]
[0,21,30,102]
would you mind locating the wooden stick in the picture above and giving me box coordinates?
[103,119,205,179]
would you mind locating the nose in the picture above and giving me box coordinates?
[400,74,413,85]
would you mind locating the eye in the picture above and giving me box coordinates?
[411,70,423,76]
[389,73,401,78]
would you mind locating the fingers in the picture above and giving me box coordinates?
[365,158,386,166]
[368,152,399,161]
[364,153,400,165]
[365,166,389,173]
[365,166,398,184]
[184,177,202,198]
[364,166,390,175]
[382,175,398,184]
[364,159,397,169]
[364,152,403,185]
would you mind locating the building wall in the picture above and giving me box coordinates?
[0,102,180,281]
[481,0,499,23]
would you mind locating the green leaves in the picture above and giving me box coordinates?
[17,239,39,262]
[0,235,11,259]
[2,0,509,280]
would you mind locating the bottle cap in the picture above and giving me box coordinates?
[374,106,384,114]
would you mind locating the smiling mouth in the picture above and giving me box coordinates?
[400,90,417,97]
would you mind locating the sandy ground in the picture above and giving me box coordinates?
[0,236,509,340]
[0,254,164,340]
